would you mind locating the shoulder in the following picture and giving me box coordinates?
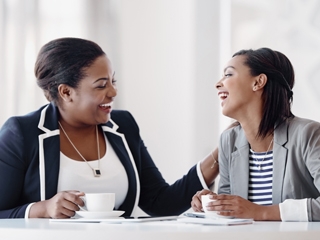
[220,124,243,141]
[219,124,246,153]
[0,105,48,135]
[285,117,320,145]
[110,109,140,132]
[287,116,320,134]
[110,109,135,121]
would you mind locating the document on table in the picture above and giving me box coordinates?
[177,216,254,226]
[50,216,179,223]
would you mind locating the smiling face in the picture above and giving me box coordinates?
[60,55,117,126]
[216,55,260,120]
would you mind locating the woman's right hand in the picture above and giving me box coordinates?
[191,189,215,212]
[30,191,85,218]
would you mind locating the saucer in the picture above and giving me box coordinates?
[75,210,125,219]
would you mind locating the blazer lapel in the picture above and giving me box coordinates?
[231,130,249,198]
[37,103,61,200]
[102,121,139,216]
[272,122,289,204]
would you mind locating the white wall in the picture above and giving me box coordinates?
[1,0,320,186]
[113,0,221,183]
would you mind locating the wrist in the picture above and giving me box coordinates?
[258,205,281,221]
[29,201,50,218]
[210,151,218,169]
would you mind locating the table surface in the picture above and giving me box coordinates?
[0,218,320,240]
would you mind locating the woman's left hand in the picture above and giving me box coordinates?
[191,189,215,212]
[206,194,263,220]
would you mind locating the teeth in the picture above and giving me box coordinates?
[100,102,113,107]
[218,92,228,97]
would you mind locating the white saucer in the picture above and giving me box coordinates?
[75,210,125,219]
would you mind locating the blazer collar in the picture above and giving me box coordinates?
[232,127,250,198]
[272,120,289,204]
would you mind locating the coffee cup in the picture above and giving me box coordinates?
[81,193,115,212]
[201,194,233,219]
[201,194,218,216]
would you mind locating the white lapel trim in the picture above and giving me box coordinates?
[38,105,60,200]
[102,119,140,216]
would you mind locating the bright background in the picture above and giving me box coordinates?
[1,0,319,198]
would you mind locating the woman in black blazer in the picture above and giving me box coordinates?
[0,37,218,218]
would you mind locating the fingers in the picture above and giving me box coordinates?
[64,191,85,207]
[191,189,214,212]
[46,191,85,218]
[205,195,248,217]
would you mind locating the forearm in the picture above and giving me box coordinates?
[200,148,219,187]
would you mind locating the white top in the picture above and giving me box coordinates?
[57,135,129,209]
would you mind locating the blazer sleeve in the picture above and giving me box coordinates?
[302,121,320,221]
[0,117,30,218]
[118,111,206,216]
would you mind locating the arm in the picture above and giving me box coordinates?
[0,117,84,218]
[276,119,320,221]
[199,148,219,187]
[213,119,320,221]
[138,138,205,216]
[29,191,84,218]
[118,111,206,216]
[207,194,281,220]
[0,118,30,218]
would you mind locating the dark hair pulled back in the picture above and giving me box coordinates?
[35,37,105,104]
[233,48,294,138]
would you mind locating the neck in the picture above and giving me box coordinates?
[239,119,273,152]
[58,119,97,135]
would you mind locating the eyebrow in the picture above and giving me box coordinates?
[224,66,235,72]
[93,72,116,83]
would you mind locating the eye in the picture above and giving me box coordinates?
[97,84,107,89]
[225,73,232,77]
[112,79,117,85]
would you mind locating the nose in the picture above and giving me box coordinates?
[107,84,117,98]
[216,78,223,89]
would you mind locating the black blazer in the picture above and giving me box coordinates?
[0,103,205,218]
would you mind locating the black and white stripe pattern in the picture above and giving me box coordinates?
[248,149,273,205]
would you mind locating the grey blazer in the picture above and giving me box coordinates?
[218,116,320,221]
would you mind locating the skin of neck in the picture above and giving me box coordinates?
[241,121,273,152]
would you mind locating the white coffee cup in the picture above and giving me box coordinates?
[201,195,218,216]
[81,193,115,212]
[201,194,233,219]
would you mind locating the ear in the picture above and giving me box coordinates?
[58,84,74,102]
[252,74,267,91]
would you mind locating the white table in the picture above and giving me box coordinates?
[0,218,320,240]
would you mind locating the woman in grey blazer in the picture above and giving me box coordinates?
[191,48,320,221]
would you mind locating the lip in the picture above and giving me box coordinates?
[218,91,228,99]
[217,91,228,107]
[99,101,113,113]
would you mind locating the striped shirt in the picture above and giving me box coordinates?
[248,149,273,205]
